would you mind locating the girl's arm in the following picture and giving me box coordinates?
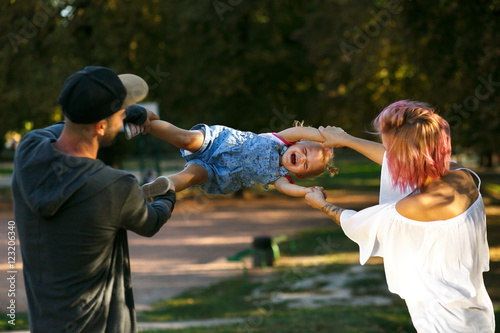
[319,126,385,165]
[273,176,311,197]
[275,127,325,143]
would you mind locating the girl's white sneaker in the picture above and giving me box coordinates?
[141,176,174,198]
[124,123,145,140]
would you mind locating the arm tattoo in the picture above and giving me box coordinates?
[321,203,344,226]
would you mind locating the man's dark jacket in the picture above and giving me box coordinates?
[12,106,175,332]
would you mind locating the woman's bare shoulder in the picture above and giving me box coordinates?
[395,194,431,221]
[396,170,478,222]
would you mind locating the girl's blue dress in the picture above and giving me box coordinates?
[181,124,289,194]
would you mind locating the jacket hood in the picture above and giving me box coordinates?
[12,126,112,219]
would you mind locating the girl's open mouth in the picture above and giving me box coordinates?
[291,153,297,165]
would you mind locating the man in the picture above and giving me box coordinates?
[12,66,175,332]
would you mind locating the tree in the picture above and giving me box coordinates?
[2,0,498,165]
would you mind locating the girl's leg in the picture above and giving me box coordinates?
[141,164,207,197]
[149,120,205,152]
[168,163,208,192]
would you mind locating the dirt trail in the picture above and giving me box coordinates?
[0,191,379,312]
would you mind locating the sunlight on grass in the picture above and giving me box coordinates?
[485,183,500,195]
[138,278,267,323]
[276,252,382,267]
[141,305,415,333]
[490,246,500,262]
[331,178,381,186]
[169,298,196,306]
[139,227,392,328]
[0,312,29,331]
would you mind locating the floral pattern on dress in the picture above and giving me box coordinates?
[181,124,289,194]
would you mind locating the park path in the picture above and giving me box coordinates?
[0,190,378,313]
[127,190,379,310]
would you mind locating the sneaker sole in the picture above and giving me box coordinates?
[142,176,172,198]
[124,124,134,140]
[124,123,144,140]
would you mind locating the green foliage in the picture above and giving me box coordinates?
[0,311,29,331]
[294,154,382,191]
[2,1,499,164]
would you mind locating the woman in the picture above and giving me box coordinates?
[306,100,495,332]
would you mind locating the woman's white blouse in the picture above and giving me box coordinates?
[339,154,495,332]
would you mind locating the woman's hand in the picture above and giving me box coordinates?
[305,187,328,210]
[306,187,344,226]
[319,125,350,148]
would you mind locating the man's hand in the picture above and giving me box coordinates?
[142,110,160,134]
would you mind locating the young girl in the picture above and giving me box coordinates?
[126,110,336,197]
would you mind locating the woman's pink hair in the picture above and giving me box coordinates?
[373,100,451,191]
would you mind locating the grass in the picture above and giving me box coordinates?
[141,305,416,333]
[137,277,276,322]
[278,226,360,257]
[137,228,360,323]
[0,312,29,331]
[0,168,12,175]
[138,224,500,332]
[3,156,499,332]
[3,224,500,332]
[486,183,500,193]
[485,183,500,203]
[290,158,382,191]
[137,227,400,332]
[137,227,399,321]
[138,264,414,332]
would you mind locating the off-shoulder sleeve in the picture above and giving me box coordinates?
[343,197,490,303]
[379,152,412,204]
[340,204,394,264]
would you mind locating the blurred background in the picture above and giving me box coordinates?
[1,1,500,331]
[1,0,499,172]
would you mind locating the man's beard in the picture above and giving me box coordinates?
[99,127,119,148]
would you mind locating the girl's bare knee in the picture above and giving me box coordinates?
[186,164,208,183]
[180,130,204,152]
